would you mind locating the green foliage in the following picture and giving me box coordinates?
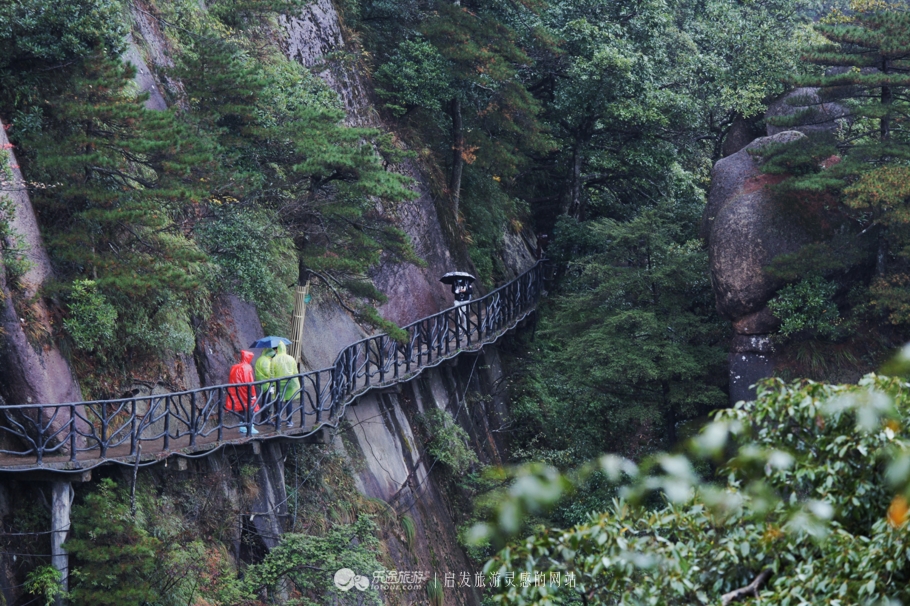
[768,276,842,339]
[196,204,297,335]
[242,515,385,605]
[170,19,419,308]
[375,38,452,116]
[514,194,727,475]
[1,0,429,381]
[513,0,808,223]
[460,170,526,284]
[0,192,32,283]
[25,565,64,606]
[66,478,165,606]
[66,474,249,606]
[63,279,117,352]
[475,373,910,604]
[418,407,479,474]
[757,3,910,343]
[0,0,125,105]
[427,575,444,606]
[399,513,416,554]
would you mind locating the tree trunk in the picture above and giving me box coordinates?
[877,225,888,277]
[881,57,892,142]
[449,97,464,220]
[568,136,584,219]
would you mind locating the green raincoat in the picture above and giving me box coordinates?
[271,342,301,401]
[255,348,275,384]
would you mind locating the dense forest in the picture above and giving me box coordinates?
[3,0,910,603]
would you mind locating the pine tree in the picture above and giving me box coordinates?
[797,5,910,274]
[22,55,212,299]
[65,479,164,606]
[763,3,910,325]
[172,31,418,316]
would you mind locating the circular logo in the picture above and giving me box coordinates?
[334,568,370,592]
[334,568,356,591]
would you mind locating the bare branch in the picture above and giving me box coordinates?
[721,569,772,606]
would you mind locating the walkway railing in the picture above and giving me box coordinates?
[0,261,545,471]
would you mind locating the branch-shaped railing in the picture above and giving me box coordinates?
[0,261,545,472]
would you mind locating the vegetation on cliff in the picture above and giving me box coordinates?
[2,0,417,384]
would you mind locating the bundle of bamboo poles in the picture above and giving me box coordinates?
[288,280,310,364]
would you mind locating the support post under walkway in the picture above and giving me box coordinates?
[51,481,73,605]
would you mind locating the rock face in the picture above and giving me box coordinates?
[0,122,86,446]
[765,87,849,137]
[704,131,812,402]
[0,2,538,603]
[193,294,265,387]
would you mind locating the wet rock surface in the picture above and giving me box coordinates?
[194,294,265,387]
[708,132,810,320]
[0,122,85,446]
[704,131,811,401]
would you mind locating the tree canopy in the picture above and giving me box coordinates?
[475,371,910,604]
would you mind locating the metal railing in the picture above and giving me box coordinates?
[0,261,545,471]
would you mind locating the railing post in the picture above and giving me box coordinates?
[190,391,197,447]
[245,386,253,435]
[163,398,170,451]
[69,406,77,462]
[130,400,137,456]
[315,373,322,424]
[348,348,356,394]
[99,405,108,459]
[417,323,424,366]
[378,336,386,384]
[364,341,371,387]
[436,317,443,359]
[455,309,462,350]
[217,388,224,442]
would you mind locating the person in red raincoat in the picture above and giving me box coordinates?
[226,351,259,433]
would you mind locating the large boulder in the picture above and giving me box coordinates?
[705,131,812,321]
[703,130,815,401]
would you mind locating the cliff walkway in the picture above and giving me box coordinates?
[0,261,545,473]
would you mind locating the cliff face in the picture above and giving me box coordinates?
[0,1,535,604]
[0,123,85,445]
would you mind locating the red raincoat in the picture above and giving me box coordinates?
[226,350,259,413]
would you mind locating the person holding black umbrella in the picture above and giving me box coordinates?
[440,271,476,332]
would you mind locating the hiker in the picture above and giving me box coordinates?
[270,342,301,428]
[452,277,474,305]
[255,347,276,416]
[451,276,474,331]
[226,350,259,434]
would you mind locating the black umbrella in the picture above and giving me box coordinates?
[249,336,291,349]
[439,271,476,285]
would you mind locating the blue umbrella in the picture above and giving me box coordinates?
[249,336,291,349]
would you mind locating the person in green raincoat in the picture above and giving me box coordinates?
[270,342,301,427]
[255,348,276,417]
